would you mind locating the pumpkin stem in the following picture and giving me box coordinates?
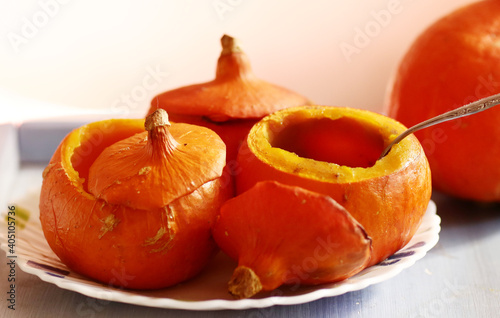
[216,34,253,80]
[220,34,242,55]
[228,266,263,299]
[145,109,179,156]
[145,108,170,130]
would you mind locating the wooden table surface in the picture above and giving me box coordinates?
[1,122,499,318]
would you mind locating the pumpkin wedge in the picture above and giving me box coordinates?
[212,180,372,299]
[39,109,232,289]
[236,106,432,266]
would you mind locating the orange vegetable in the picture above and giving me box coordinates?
[236,105,432,266]
[213,180,372,299]
[148,34,311,162]
[384,0,500,201]
[39,109,232,289]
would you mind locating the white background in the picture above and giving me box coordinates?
[0,0,477,124]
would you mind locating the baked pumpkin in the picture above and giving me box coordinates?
[213,180,372,299]
[148,34,311,162]
[39,109,232,289]
[236,105,432,266]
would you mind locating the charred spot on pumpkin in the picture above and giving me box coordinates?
[269,117,384,168]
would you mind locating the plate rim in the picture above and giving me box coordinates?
[2,200,440,311]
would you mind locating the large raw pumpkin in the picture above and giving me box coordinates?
[148,34,311,163]
[39,109,232,289]
[384,0,500,201]
[236,105,432,266]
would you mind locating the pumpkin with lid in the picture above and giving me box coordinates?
[39,109,232,289]
[148,34,311,162]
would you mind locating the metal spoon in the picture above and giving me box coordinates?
[379,92,500,159]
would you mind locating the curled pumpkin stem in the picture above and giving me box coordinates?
[228,266,263,299]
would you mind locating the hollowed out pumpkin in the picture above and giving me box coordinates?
[236,105,432,266]
[39,110,232,289]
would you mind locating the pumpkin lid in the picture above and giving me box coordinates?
[87,109,226,210]
[213,180,372,299]
[149,34,311,122]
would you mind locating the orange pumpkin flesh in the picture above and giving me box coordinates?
[271,117,385,168]
[236,106,432,266]
[148,34,311,162]
[39,110,232,289]
[384,0,500,201]
[212,180,372,299]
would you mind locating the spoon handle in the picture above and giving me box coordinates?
[379,92,500,159]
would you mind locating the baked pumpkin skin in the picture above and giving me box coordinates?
[236,106,432,266]
[148,34,311,162]
[213,180,372,299]
[39,113,231,290]
[384,0,500,201]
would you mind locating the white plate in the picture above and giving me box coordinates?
[1,190,440,311]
